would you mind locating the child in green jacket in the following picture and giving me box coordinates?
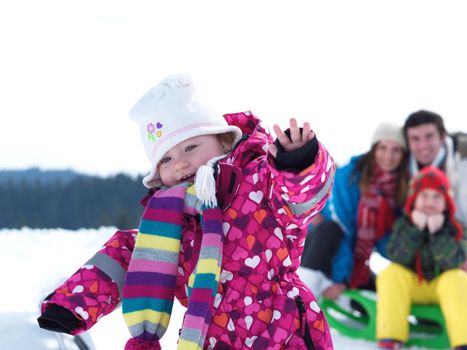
[376,166,467,350]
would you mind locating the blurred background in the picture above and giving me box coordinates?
[1,1,466,348]
[1,0,467,230]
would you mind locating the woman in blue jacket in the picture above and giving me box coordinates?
[299,122,409,300]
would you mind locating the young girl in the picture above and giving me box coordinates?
[38,74,336,349]
[376,166,467,350]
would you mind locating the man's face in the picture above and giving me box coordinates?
[406,124,444,166]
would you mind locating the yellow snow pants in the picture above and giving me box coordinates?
[376,263,467,348]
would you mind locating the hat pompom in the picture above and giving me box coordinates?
[160,73,192,89]
[129,74,193,123]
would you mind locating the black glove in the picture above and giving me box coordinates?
[37,304,85,334]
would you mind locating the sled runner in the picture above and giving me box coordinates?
[320,289,449,349]
[53,332,95,350]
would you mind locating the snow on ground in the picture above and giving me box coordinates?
[0,228,434,349]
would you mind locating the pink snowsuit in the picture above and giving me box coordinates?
[40,111,335,349]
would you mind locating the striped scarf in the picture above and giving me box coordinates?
[122,183,224,350]
[350,167,398,288]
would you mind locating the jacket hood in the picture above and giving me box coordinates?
[223,111,273,168]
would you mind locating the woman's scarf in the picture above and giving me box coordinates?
[350,167,398,288]
[122,183,224,350]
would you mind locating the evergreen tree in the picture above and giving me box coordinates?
[0,170,147,229]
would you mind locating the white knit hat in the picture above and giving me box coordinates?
[130,74,243,189]
[370,122,406,149]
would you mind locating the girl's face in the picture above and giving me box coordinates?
[414,188,446,215]
[374,140,405,172]
[158,134,226,187]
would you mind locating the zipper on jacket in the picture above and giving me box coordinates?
[295,296,316,350]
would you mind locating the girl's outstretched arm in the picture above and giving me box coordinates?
[38,229,136,335]
[264,118,335,230]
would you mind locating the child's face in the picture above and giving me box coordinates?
[374,140,405,173]
[414,188,446,215]
[157,134,226,187]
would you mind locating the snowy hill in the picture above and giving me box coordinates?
[0,228,435,349]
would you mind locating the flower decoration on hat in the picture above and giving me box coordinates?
[147,122,163,142]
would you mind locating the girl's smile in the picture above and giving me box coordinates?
[157,134,226,187]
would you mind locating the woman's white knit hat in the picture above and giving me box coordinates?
[129,74,242,188]
[370,122,406,149]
